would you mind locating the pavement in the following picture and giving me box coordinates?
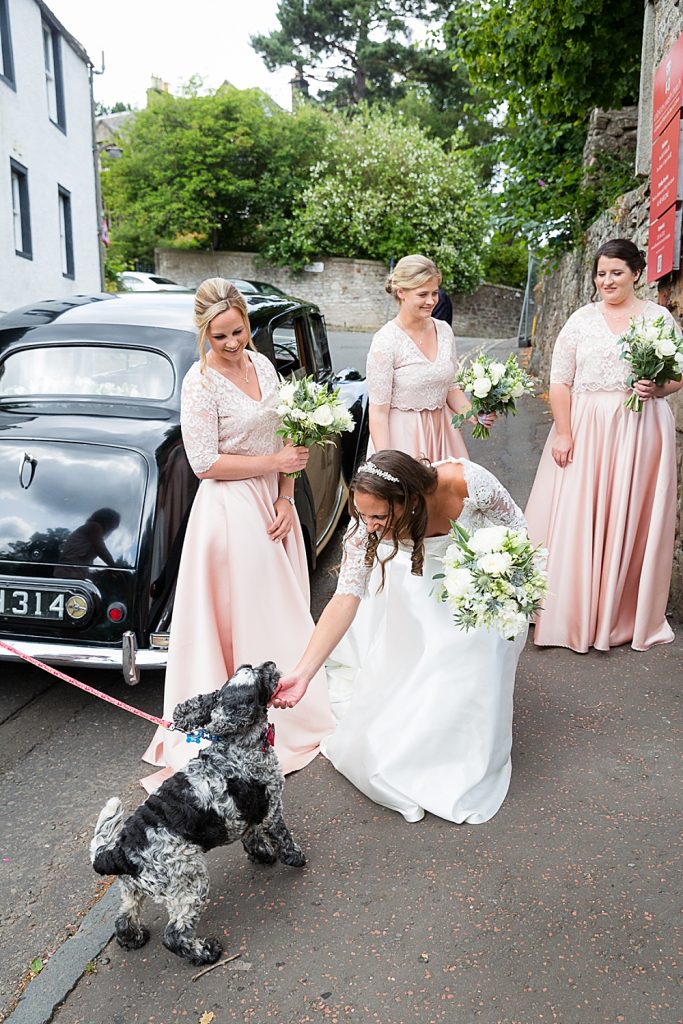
[3,338,682,1024]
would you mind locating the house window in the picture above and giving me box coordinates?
[10,159,32,259]
[0,0,15,87]
[58,186,74,278]
[42,21,65,130]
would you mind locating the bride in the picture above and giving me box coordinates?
[273,450,528,824]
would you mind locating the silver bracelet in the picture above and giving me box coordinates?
[276,495,296,507]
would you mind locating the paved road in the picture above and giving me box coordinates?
[2,339,681,1024]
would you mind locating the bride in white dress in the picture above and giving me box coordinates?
[273,450,528,824]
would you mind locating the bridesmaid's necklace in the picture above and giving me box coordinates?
[396,316,431,347]
[218,354,250,384]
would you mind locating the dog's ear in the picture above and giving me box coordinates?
[172,690,219,732]
[258,662,281,706]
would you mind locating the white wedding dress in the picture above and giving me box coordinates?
[321,459,528,824]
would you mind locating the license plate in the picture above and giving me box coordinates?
[0,587,67,620]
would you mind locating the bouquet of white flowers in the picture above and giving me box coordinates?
[451,353,536,439]
[276,375,355,477]
[434,522,548,640]
[619,313,683,412]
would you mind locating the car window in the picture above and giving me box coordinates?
[271,318,306,379]
[150,276,178,285]
[0,345,175,400]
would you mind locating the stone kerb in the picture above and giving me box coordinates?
[156,249,523,336]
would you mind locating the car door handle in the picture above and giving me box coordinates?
[19,452,37,489]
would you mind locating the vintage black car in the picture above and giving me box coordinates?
[0,292,367,683]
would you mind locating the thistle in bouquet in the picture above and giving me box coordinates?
[619,314,683,412]
[433,522,547,640]
[451,353,536,439]
[276,375,355,477]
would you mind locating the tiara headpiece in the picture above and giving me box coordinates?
[356,462,400,484]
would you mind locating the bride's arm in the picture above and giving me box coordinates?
[272,594,360,707]
[465,463,526,530]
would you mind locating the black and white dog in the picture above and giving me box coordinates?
[90,662,305,966]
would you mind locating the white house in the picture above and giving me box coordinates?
[0,0,102,314]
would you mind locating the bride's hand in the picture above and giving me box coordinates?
[270,671,310,709]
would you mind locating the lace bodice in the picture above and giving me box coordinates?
[336,459,526,598]
[180,353,282,475]
[549,301,679,393]
[366,319,459,411]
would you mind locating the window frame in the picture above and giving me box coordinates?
[58,185,75,279]
[42,19,66,132]
[10,158,32,260]
[0,0,15,89]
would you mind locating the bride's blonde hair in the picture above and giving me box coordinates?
[194,278,253,373]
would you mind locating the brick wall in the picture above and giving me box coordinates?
[156,248,523,336]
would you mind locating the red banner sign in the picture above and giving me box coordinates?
[650,111,683,222]
[647,203,682,282]
[652,34,683,139]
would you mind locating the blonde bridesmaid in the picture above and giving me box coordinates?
[525,239,682,652]
[142,279,333,790]
[366,254,493,460]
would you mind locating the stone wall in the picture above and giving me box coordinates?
[156,248,523,336]
[582,107,638,182]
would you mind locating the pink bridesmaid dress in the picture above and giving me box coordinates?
[141,352,334,791]
[366,318,469,460]
[525,300,679,652]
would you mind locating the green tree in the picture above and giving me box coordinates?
[101,85,328,266]
[447,0,643,248]
[264,106,487,291]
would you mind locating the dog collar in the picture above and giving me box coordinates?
[184,727,222,745]
[260,723,275,752]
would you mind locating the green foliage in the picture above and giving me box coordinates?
[480,233,530,289]
[447,0,644,248]
[101,86,328,266]
[264,106,487,291]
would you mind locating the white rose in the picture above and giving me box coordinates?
[276,404,289,417]
[654,336,676,358]
[472,377,492,398]
[468,525,509,554]
[489,362,505,385]
[312,404,335,427]
[445,566,475,598]
[290,408,307,421]
[478,551,513,576]
[642,325,660,344]
[510,382,525,398]
[495,607,528,639]
[278,382,296,402]
[472,362,486,379]
[443,543,463,569]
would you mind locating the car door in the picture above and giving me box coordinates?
[269,311,344,552]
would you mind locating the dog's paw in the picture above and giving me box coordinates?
[280,846,306,868]
[115,920,150,950]
[190,937,223,966]
[243,835,278,865]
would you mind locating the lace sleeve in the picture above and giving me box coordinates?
[549,313,580,386]
[366,330,395,406]
[442,323,459,391]
[180,369,221,475]
[463,462,526,530]
[335,520,372,599]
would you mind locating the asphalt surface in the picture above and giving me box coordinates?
[2,338,681,1024]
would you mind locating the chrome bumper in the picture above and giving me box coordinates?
[0,631,167,685]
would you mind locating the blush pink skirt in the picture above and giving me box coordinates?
[369,405,469,461]
[141,473,334,791]
[525,390,677,652]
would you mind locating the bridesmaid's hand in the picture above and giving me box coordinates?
[632,379,656,402]
[275,443,310,475]
[269,499,294,542]
[479,412,496,429]
[551,432,574,468]
[270,671,310,708]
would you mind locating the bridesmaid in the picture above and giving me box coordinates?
[366,254,493,460]
[142,278,334,790]
[525,238,682,652]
